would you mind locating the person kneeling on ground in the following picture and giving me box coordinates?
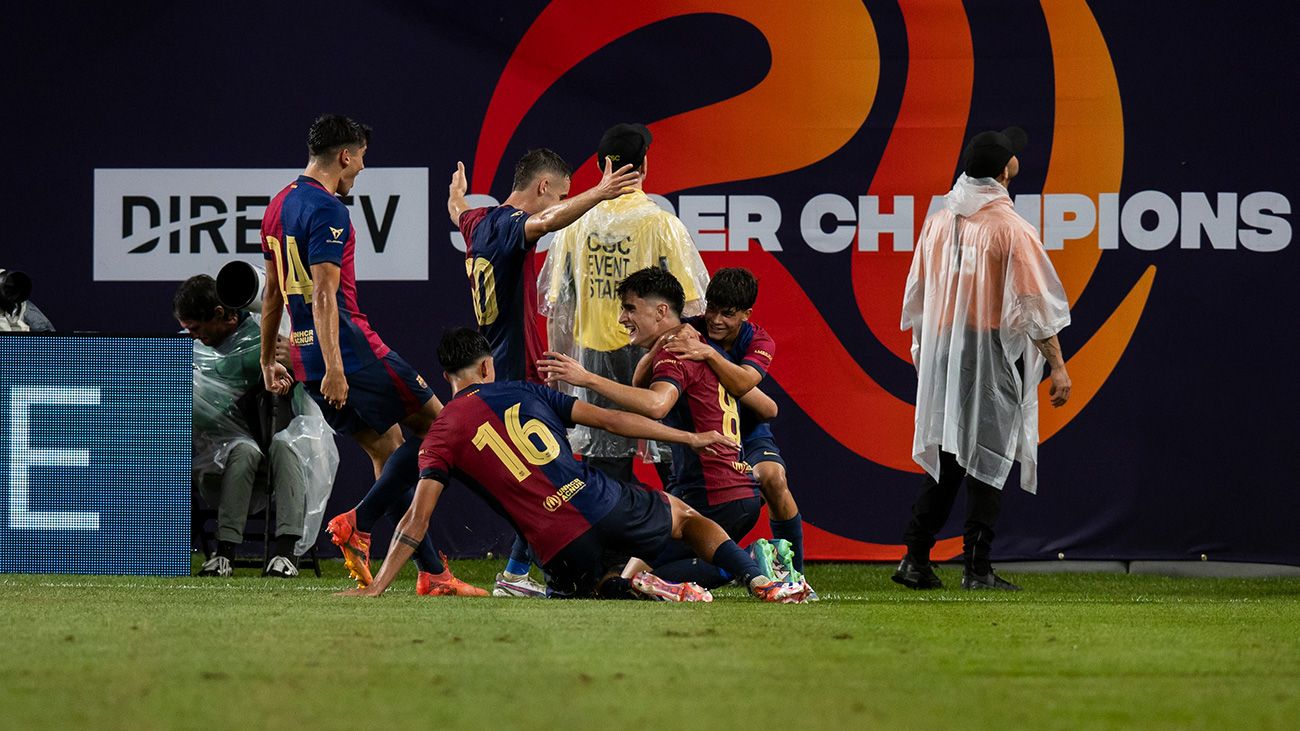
[340,328,812,603]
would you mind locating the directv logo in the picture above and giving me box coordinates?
[93,168,430,282]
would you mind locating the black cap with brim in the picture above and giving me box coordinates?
[962,126,1028,178]
[597,123,652,170]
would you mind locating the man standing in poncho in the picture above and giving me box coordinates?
[539,123,709,483]
[892,127,1073,592]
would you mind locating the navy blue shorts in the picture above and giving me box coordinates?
[305,351,434,436]
[650,494,762,569]
[542,484,672,598]
[743,435,786,469]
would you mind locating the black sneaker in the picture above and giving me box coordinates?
[891,555,942,589]
[961,569,1020,591]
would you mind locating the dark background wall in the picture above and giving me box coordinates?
[4,1,1296,563]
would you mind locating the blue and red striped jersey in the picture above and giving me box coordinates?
[683,316,777,439]
[261,175,390,381]
[417,381,622,563]
[651,342,759,507]
[458,206,544,383]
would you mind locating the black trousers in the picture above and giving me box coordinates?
[902,450,1003,575]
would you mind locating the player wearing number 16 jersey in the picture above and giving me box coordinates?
[344,328,810,603]
[448,150,641,596]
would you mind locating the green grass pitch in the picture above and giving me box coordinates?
[2,560,1297,730]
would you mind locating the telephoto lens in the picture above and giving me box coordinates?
[0,269,32,314]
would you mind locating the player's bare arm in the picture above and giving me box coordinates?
[310,262,348,408]
[664,336,762,396]
[447,161,470,226]
[259,263,294,395]
[1033,334,1072,407]
[570,400,736,454]
[339,478,446,597]
[522,157,640,243]
[537,351,679,419]
[740,385,778,421]
[632,326,687,387]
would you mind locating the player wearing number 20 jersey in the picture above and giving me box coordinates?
[458,205,544,383]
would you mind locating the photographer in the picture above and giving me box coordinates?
[0,269,54,332]
[176,274,309,578]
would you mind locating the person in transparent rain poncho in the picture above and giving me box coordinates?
[176,274,338,578]
[891,127,1073,592]
[538,123,709,484]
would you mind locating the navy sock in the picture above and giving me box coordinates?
[354,439,420,532]
[653,558,732,589]
[384,487,445,575]
[708,540,761,586]
[504,534,531,575]
[770,513,805,572]
[595,576,639,600]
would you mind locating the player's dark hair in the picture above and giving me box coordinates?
[512,148,571,192]
[705,267,758,311]
[616,267,685,316]
[438,327,492,374]
[173,274,224,321]
[307,114,372,158]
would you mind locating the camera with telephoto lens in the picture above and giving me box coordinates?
[215,261,266,313]
[0,269,32,316]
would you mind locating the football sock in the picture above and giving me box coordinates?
[504,534,532,576]
[770,513,805,572]
[651,558,731,589]
[354,439,420,533]
[708,539,762,586]
[273,534,299,558]
[216,541,237,559]
[384,487,445,575]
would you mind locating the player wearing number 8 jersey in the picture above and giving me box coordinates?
[344,328,811,603]
[538,268,776,590]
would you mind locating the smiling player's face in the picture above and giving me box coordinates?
[336,144,367,196]
[618,294,666,348]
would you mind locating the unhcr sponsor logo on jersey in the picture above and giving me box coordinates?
[543,477,586,512]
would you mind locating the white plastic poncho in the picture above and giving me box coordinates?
[539,189,710,458]
[191,315,339,555]
[901,174,1071,494]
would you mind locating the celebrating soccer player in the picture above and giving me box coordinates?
[343,328,811,603]
[449,150,640,597]
[259,114,479,596]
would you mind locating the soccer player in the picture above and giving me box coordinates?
[343,327,811,603]
[537,268,790,591]
[259,114,478,596]
[638,267,806,580]
[448,150,640,597]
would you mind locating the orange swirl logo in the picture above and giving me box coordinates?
[472,0,1154,559]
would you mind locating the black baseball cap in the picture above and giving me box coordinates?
[596,123,652,170]
[962,126,1028,178]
